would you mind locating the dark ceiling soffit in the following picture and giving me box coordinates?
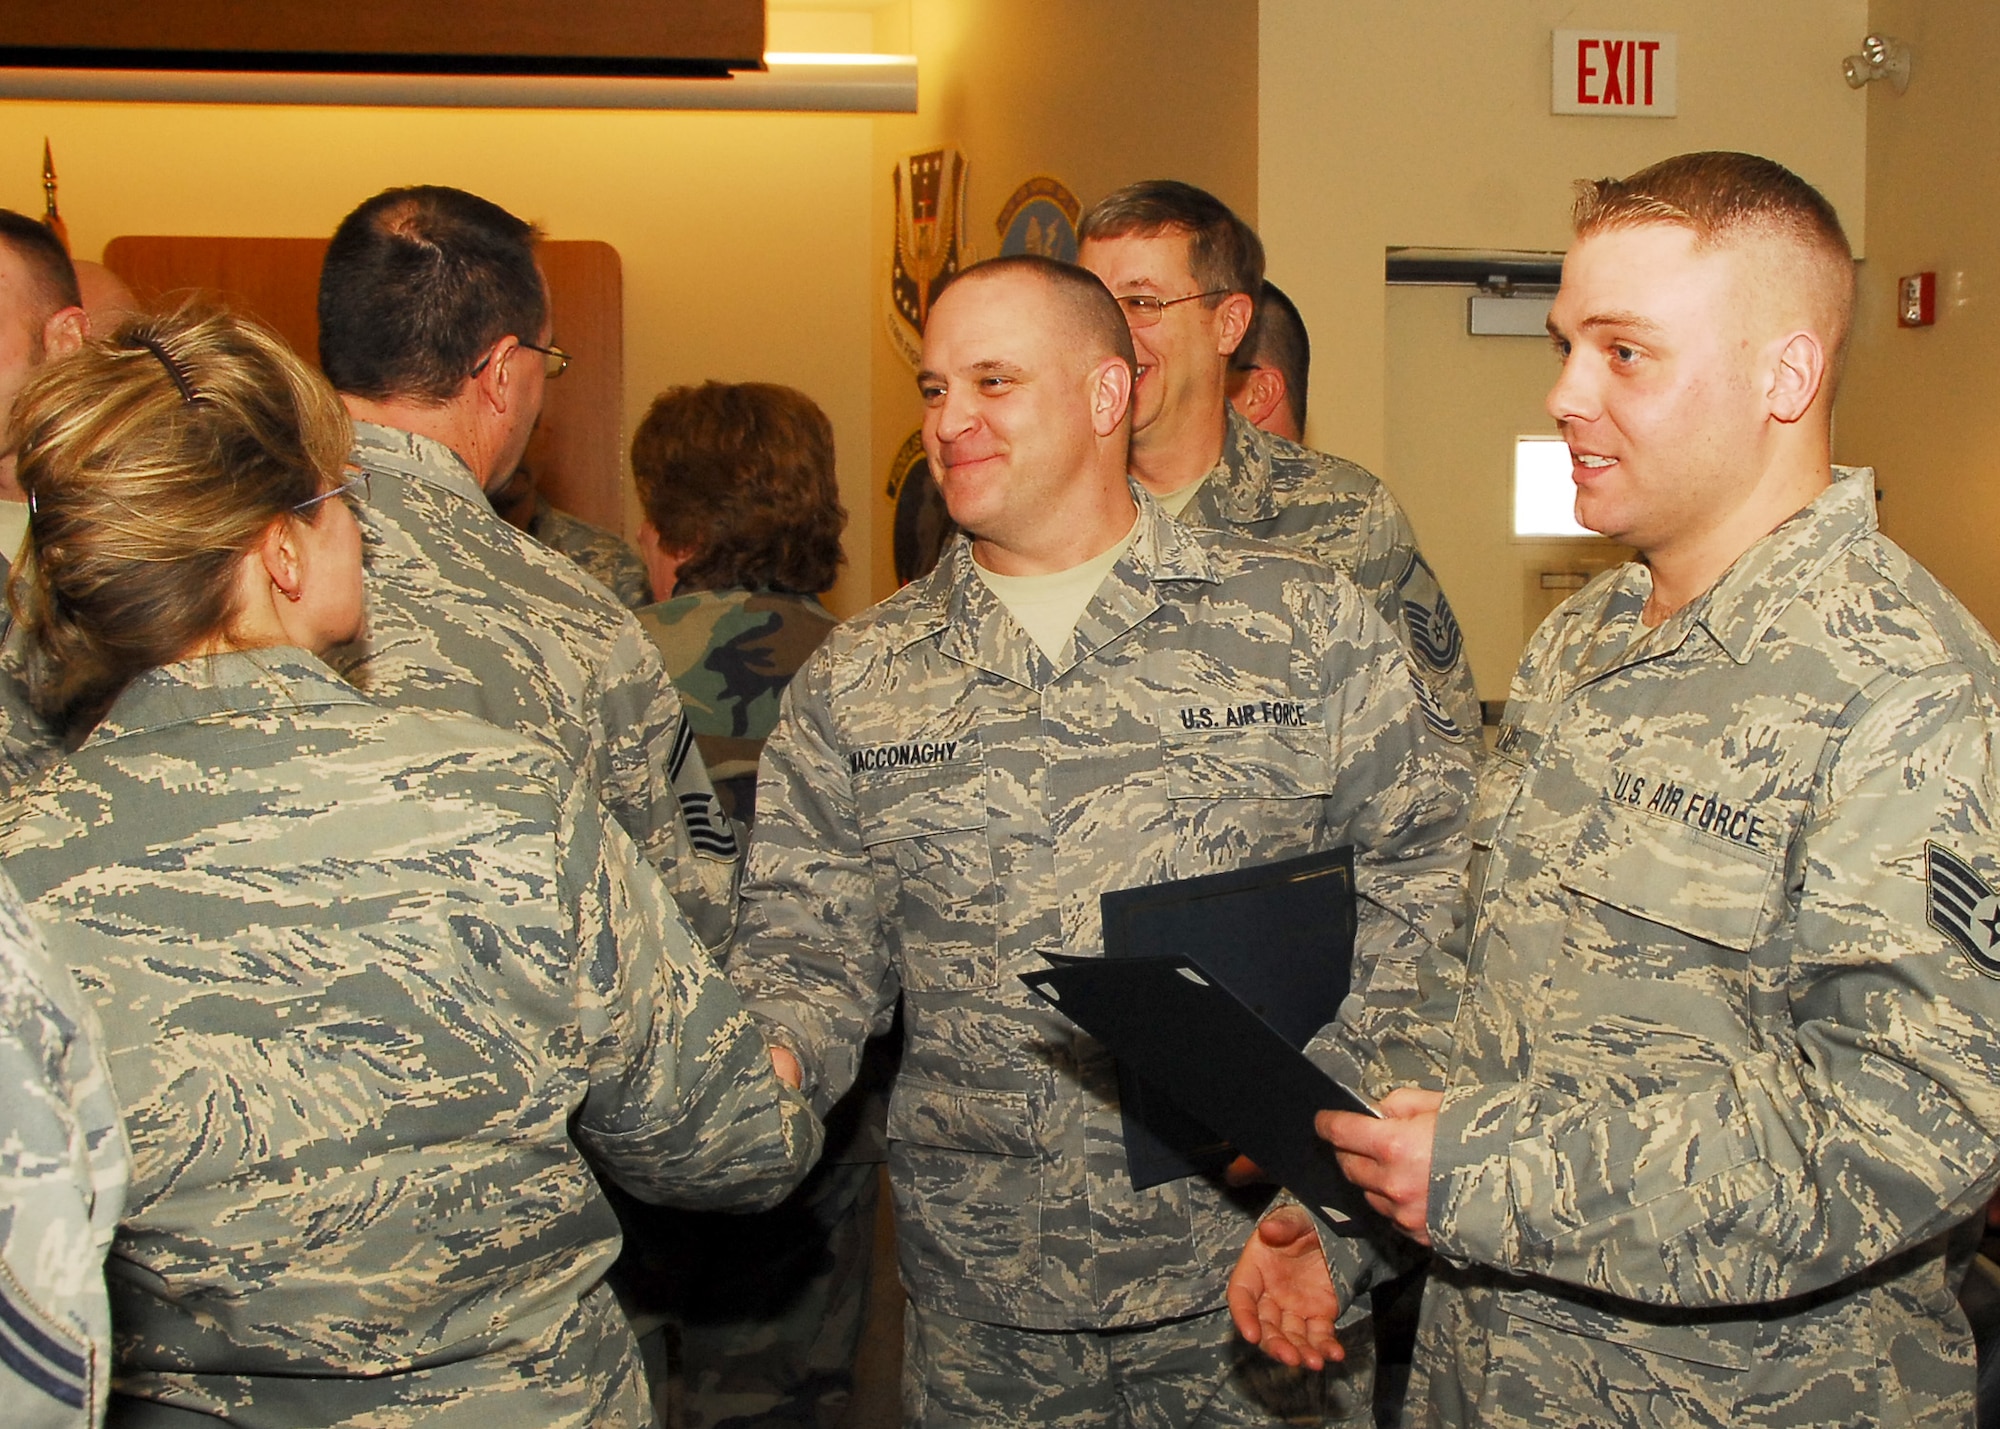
[0,46,753,79]
[1385,252,1564,290]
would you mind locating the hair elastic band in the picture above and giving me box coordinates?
[126,333,201,406]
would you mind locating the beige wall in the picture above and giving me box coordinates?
[1836,1,2000,633]
[1261,0,1868,472]
[0,98,881,614]
[865,0,1259,599]
[1260,0,1868,687]
[1385,286,1627,701]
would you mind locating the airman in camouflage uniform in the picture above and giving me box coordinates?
[329,420,739,944]
[529,495,655,610]
[1393,466,2000,1425]
[735,500,1470,1423]
[0,649,822,1426]
[1232,154,2000,1428]
[636,588,839,827]
[0,867,126,1429]
[622,380,871,1429]
[1079,182,1480,747]
[626,588,862,1429]
[0,209,86,524]
[0,212,85,791]
[311,186,738,948]
[732,256,1471,1425]
[1226,280,1309,446]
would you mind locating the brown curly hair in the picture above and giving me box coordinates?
[630,381,846,596]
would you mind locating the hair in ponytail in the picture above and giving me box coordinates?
[8,303,350,733]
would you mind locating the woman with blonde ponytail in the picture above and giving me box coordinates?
[8,307,360,734]
[0,307,819,1427]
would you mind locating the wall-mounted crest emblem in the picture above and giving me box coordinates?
[996,175,1080,262]
[888,429,954,585]
[888,148,969,370]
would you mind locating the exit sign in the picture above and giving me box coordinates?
[1554,31,1677,117]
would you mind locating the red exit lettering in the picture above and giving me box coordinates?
[1575,37,1661,106]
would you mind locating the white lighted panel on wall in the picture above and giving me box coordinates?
[1553,31,1676,117]
[1514,437,1595,538]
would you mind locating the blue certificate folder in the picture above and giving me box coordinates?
[1020,951,1380,1228]
[1099,847,1358,1192]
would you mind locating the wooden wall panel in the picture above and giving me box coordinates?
[103,236,327,359]
[522,241,624,532]
[103,234,627,534]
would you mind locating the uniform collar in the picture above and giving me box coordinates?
[86,649,370,749]
[1675,466,1879,665]
[351,421,491,511]
[910,483,1219,686]
[1185,407,1284,525]
[1557,467,1878,689]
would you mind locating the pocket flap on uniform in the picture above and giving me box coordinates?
[1162,722,1330,800]
[854,758,985,846]
[1559,804,1779,952]
[886,1076,1041,1158]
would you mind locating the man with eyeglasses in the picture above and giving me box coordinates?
[315,185,741,947]
[1078,182,1480,747]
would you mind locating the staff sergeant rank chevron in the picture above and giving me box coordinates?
[1928,840,2000,978]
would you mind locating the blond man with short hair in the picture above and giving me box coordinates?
[1232,150,2000,1427]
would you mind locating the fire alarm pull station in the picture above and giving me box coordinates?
[1899,272,1936,328]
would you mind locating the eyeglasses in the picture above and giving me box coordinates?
[296,470,371,515]
[470,339,571,380]
[518,341,570,378]
[1115,289,1231,328]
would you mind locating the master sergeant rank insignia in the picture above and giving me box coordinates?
[1926,840,2000,978]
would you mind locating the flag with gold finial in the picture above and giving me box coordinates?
[41,139,69,253]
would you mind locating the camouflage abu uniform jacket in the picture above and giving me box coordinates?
[1181,408,1480,743]
[731,492,1472,1330]
[0,650,820,1427]
[0,868,126,1429]
[636,587,840,828]
[1359,468,2000,1427]
[328,422,740,947]
[528,494,654,612]
[0,624,58,798]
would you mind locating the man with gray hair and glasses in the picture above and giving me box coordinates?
[1080,182,1479,745]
